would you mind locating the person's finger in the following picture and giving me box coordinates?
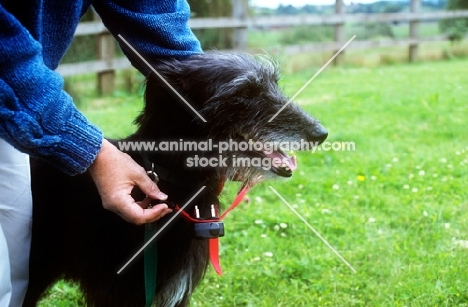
[144,204,173,222]
[137,196,153,209]
[111,196,172,225]
[89,140,172,224]
[135,172,168,201]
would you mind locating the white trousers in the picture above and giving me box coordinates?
[0,139,32,307]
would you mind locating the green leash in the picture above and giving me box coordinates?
[142,160,159,307]
[144,222,158,307]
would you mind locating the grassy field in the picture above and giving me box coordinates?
[248,21,468,72]
[248,21,444,50]
[39,57,468,306]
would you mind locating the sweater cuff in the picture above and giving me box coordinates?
[0,85,103,176]
[50,107,103,175]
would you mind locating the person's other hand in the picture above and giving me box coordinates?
[89,139,172,224]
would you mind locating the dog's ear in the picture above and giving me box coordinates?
[134,73,172,128]
[137,70,205,128]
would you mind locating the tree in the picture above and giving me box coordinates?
[439,0,468,42]
[187,0,234,49]
[277,4,298,15]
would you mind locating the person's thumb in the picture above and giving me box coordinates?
[136,172,168,201]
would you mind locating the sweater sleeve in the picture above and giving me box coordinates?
[0,6,103,175]
[92,0,203,76]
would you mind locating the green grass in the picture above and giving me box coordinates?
[190,59,468,307]
[249,22,443,51]
[39,58,468,306]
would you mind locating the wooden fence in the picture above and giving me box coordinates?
[57,0,468,94]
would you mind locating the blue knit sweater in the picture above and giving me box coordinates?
[0,0,202,175]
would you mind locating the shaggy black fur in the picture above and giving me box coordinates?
[24,53,327,307]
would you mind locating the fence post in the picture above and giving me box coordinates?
[334,0,345,66]
[409,0,421,62]
[94,12,115,95]
[232,0,248,50]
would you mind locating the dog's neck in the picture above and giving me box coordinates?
[138,150,214,188]
[122,134,225,218]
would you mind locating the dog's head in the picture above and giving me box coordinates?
[135,52,327,186]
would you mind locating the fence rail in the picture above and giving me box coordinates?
[72,10,468,35]
[58,1,468,94]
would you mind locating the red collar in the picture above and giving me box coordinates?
[171,184,251,275]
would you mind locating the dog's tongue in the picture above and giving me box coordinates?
[264,151,297,171]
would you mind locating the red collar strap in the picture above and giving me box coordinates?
[172,184,250,275]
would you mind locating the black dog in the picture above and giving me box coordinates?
[24,53,327,307]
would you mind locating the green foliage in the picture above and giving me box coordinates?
[423,0,448,9]
[379,2,405,13]
[279,25,333,45]
[187,0,234,50]
[253,1,441,15]
[61,9,96,64]
[363,22,395,39]
[60,36,96,64]
[40,58,468,306]
[439,0,468,42]
[276,4,300,15]
[348,1,406,14]
[445,0,468,11]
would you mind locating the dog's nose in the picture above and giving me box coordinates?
[305,124,328,145]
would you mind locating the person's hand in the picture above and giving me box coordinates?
[88,139,172,224]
